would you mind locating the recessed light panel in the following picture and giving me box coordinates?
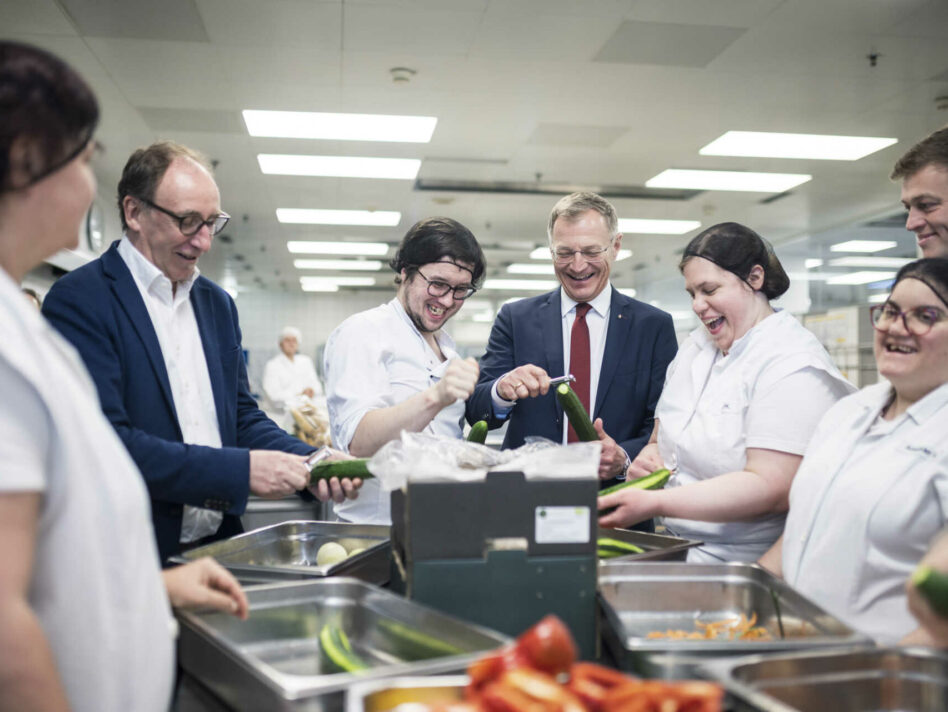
[243,110,437,142]
[483,279,558,291]
[293,259,383,271]
[507,263,556,275]
[826,271,896,285]
[277,209,401,226]
[830,240,897,253]
[299,276,376,289]
[828,256,913,269]
[258,154,420,180]
[287,241,389,256]
[646,169,811,192]
[700,131,897,160]
[618,218,701,234]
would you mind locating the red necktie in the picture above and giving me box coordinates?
[567,302,591,443]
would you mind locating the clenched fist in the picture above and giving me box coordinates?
[431,357,479,408]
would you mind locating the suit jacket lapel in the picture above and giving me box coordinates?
[190,281,228,431]
[102,245,178,421]
[595,288,630,418]
[539,290,565,418]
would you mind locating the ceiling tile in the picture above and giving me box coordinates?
[0,0,76,35]
[138,107,245,133]
[195,0,342,48]
[527,123,628,148]
[342,4,482,54]
[59,0,209,42]
[594,20,746,67]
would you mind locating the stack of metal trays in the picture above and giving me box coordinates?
[172,521,391,585]
[699,647,948,712]
[597,526,702,562]
[177,579,509,712]
[599,562,871,677]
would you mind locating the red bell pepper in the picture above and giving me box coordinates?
[566,663,635,711]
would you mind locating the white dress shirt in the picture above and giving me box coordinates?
[657,309,855,562]
[783,380,948,643]
[118,236,223,542]
[0,266,174,712]
[324,298,465,524]
[262,351,323,430]
[490,285,612,444]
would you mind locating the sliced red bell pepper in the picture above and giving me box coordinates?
[566,663,635,711]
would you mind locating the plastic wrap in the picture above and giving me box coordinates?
[367,432,600,491]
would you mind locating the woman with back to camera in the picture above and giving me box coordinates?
[599,222,855,562]
[759,258,948,644]
[0,41,247,712]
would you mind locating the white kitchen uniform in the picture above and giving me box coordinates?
[262,351,323,431]
[658,309,854,562]
[0,268,174,712]
[783,380,948,643]
[324,298,465,524]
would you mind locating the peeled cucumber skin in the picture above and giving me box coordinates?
[467,420,488,444]
[309,458,374,484]
[555,383,598,442]
[912,565,948,618]
[599,468,671,497]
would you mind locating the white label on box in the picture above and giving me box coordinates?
[534,506,590,544]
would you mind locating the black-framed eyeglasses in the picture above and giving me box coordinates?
[550,242,613,263]
[416,269,477,300]
[138,197,230,237]
[869,302,947,336]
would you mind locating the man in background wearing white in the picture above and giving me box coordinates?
[262,326,323,432]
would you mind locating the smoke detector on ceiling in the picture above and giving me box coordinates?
[390,67,417,84]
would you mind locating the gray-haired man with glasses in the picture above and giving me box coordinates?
[324,217,486,524]
[44,141,359,563]
[466,193,678,526]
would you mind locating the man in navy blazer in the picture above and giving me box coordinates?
[466,193,677,503]
[44,142,358,563]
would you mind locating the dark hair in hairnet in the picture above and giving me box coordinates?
[891,257,948,309]
[679,222,790,300]
[389,217,485,287]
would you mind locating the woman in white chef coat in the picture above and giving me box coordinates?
[599,222,854,562]
[0,41,247,712]
[760,258,948,644]
[262,326,324,432]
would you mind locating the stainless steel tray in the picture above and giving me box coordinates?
[344,675,468,712]
[700,646,948,712]
[599,562,871,677]
[598,526,702,562]
[172,520,391,585]
[177,579,509,712]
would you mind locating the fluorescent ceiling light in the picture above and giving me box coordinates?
[618,288,637,298]
[287,241,389,256]
[669,310,697,321]
[830,240,897,253]
[462,299,492,311]
[299,275,376,286]
[483,279,558,291]
[828,256,913,269]
[529,247,633,260]
[805,258,823,269]
[258,154,420,180]
[243,109,437,143]
[507,263,555,275]
[868,293,888,303]
[301,283,338,292]
[470,311,495,323]
[293,259,383,271]
[618,218,701,234]
[700,131,897,160]
[277,209,401,226]
[646,169,811,193]
[826,271,896,285]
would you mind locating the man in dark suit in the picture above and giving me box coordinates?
[467,192,677,497]
[44,141,358,563]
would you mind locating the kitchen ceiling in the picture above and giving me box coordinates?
[3,0,947,321]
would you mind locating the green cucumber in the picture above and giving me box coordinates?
[599,468,671,497]
[912,565,948,617]
[378,619,464,660]
[597,537,644,559]
[319,623,370,673]
[555,383,597,442]
[467,420,488,444]
[310,458,374,484]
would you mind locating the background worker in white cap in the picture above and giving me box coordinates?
[262,326,323,432]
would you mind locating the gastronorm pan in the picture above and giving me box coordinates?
[597,526,702,563]
[172,520,391,585]
[599,562,871,677]
[700,646,948,712]
[177,579,509,712]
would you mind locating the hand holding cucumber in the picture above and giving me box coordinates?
[497,364,550,401]
[304,448,364,503]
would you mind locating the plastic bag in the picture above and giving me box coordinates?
[367,431,600,491]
